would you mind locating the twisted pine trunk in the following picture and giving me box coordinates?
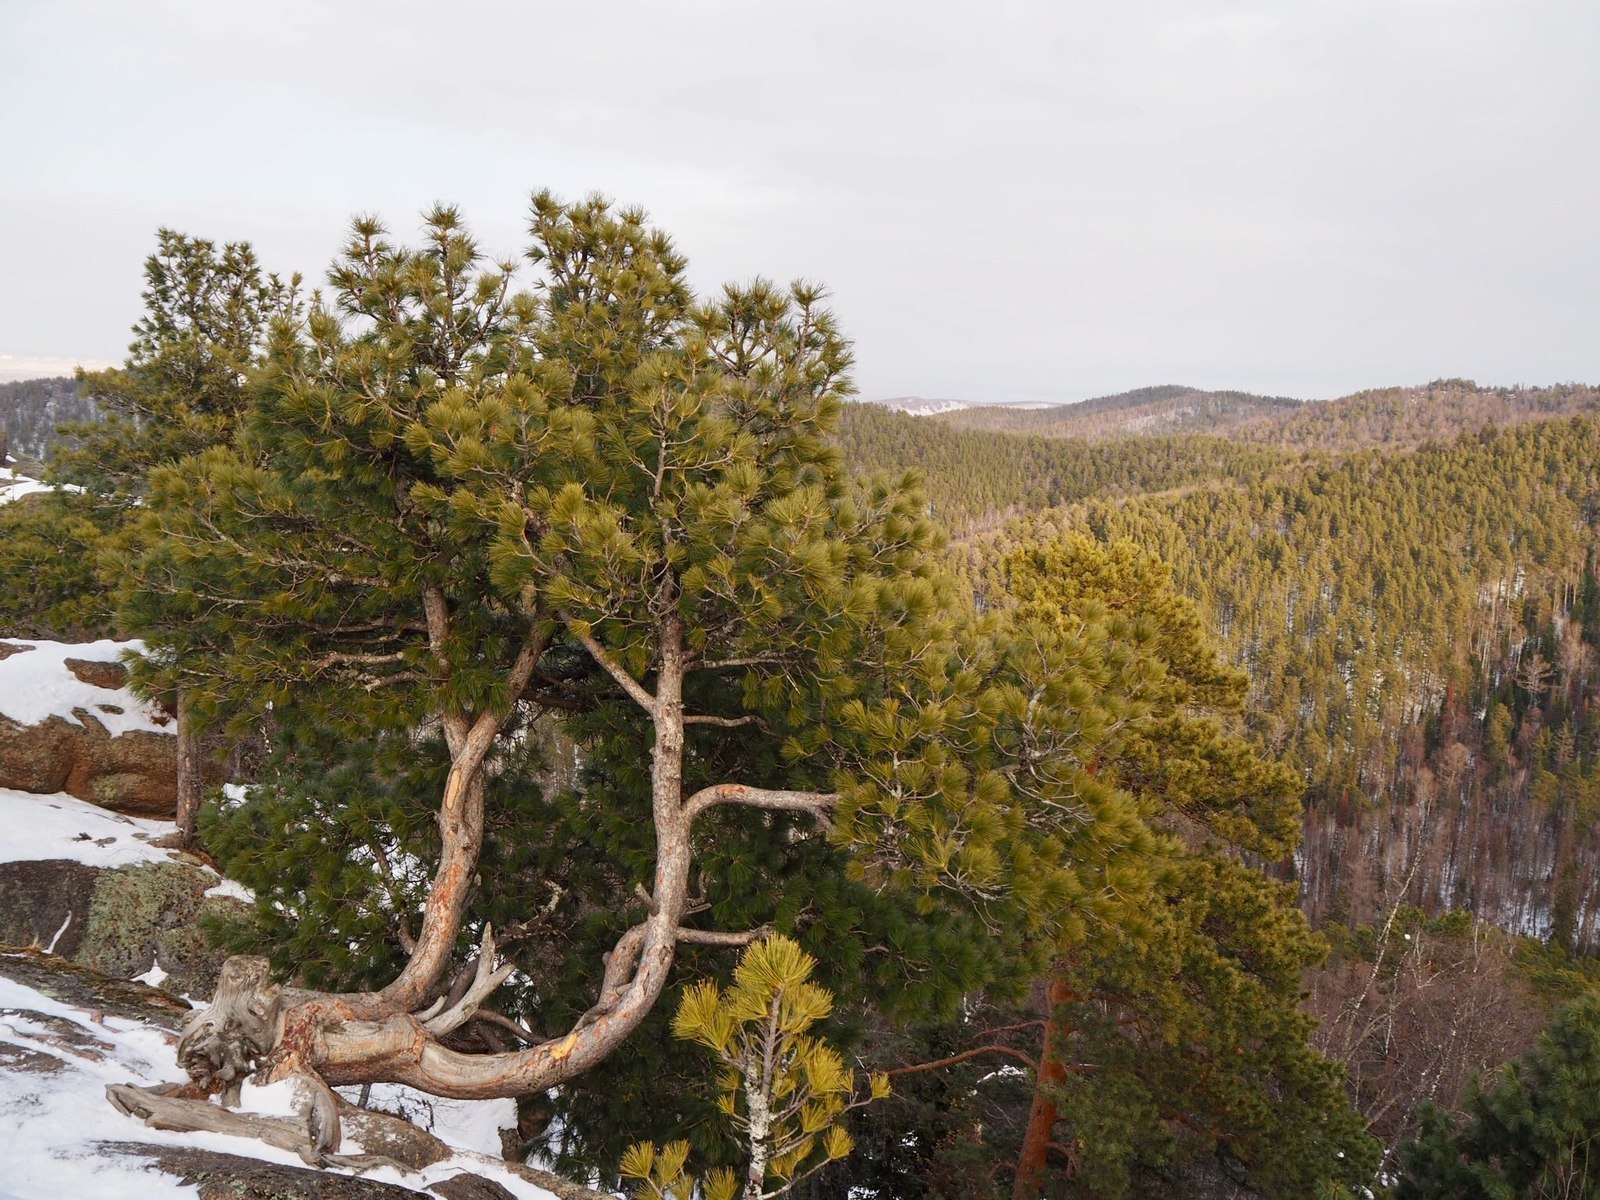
[110,608,837,1164]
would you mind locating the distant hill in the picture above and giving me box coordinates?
[1229,378,1600,452]
[928,379,1600,451]
[933,385,1304,439]
[872,395,975,416]
[0,376,97,466]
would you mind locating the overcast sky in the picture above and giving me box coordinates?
[2,1,1595,401]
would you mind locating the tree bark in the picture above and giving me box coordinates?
[1013,968,1074,1200]
[174,689,204,848]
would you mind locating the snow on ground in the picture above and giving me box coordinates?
[0,970,196,1200]
[0,643,555,1198]
[0,638,171,737]
[0,466,52,505]
[0,788,179,869]
[334,1084,519,1159]
[0,969,557,1200]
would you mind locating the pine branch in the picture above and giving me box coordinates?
[676,925,770,947]
[564,615,657,714]
[682,713,765,729]
[691,654,787,672]
[886,1044,1041,1078]
[684,784,838,823]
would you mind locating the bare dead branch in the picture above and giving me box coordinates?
[107,1082,327,1165]
[423,925,516,1038]
[690,654,786,672]
[682,713,765,729]
[307,650,412,672]
[676,925,770,947]
[468,1009,545,1045]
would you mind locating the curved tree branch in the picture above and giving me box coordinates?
[683,783,838,823]
[886,1044,1041,1078]
[564,615,657,714]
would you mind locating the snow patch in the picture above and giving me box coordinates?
[0,968,560,1199]
[131,958,169,989]
[336,1081,518,1158]
[0,466,53,505]
[0,639,171,737]
[0,788,179,869]
[202,878,255,903]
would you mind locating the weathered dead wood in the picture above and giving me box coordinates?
[107,1081,327,1165]
[422,926,514,1039]
[178,956,283,1106]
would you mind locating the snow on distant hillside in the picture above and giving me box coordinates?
[872,396,973,416]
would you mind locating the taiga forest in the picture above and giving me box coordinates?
[5,200,1600,1200]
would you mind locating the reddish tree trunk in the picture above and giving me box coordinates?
[1013,968,1073,1200]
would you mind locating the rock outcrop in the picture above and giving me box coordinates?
[0,710,177,815]
[0,639,177,816]
[0,856,241,995]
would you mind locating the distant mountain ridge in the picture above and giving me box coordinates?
[873,396,975,416]
[932,384,1306,439]
[919,379,1600,449]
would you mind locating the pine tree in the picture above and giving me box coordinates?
[107,195,1154,1157]
[0,489,117,639]
[997,534,1374,1198]
[624,935,890,1200]
[0,231,298,835]
[55,230,297,501]
[1397,991,1600,1199]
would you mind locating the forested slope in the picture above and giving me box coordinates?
[835,401,1300,537]
[843,399,1600,951]
[0,376,95,464]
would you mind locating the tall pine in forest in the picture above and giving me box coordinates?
[1000,534,1372,1198]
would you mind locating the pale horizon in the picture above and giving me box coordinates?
[4,1,1596,404]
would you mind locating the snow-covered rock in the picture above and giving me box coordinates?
[0,789,240,996]
[0,639,177,816]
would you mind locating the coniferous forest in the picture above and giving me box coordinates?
[5,206,1600,1198]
